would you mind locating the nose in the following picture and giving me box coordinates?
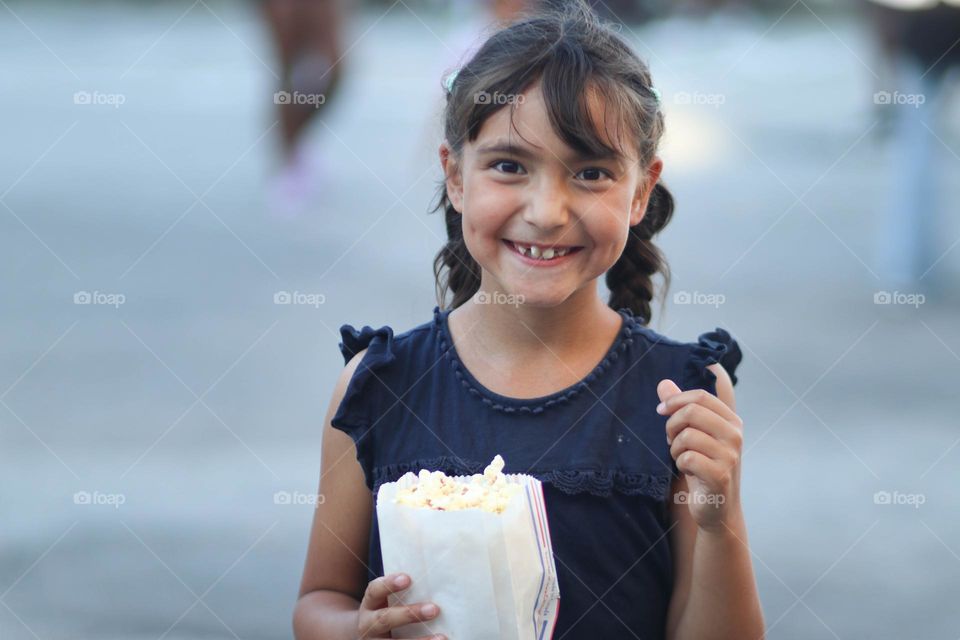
[521,174,570,231]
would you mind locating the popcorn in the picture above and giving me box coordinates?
[377,454,560,638]
[393,454,522,513]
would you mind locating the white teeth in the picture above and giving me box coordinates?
[511,241,574,260]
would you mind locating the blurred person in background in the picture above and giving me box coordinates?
[492,0,535,20]
[262,0,347,217]
[863,0,960,293]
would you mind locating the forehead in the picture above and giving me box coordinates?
[471,79,632,160]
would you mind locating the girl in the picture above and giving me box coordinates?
[294,3,765,639]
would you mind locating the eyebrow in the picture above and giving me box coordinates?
[476,141,622,163]
[476,142,538,159]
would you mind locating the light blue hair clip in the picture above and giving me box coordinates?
[650,86,662,107]
[443,68,460,94]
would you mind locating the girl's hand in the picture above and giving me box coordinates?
[657,379,744,532]
[356,573,445,640]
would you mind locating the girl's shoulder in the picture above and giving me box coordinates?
[335,306,445,371]
[331,307,449,431]
[622,311,743,389]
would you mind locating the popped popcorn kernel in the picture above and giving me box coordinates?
[394,455,521,513]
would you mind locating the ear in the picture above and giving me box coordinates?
[629,157,664,227]
[439,141,464,214]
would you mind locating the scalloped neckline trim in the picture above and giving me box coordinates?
[434,305,637,414]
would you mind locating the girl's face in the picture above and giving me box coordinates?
[441,80,663,309]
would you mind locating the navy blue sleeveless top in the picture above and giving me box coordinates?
[331,306,742,640]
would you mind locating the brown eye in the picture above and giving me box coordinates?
[575,167,610,181]
[491,160,524,175]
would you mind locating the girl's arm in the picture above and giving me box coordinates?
[663,364,766,640]
[293,350,374,639]
[293,350,444,640]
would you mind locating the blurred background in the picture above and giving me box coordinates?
[2,0,959,638]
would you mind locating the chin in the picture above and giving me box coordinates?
[499,287,572,309]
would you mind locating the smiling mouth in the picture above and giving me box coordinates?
[503,239,584,262]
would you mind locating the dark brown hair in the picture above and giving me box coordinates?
[432,0,673,325]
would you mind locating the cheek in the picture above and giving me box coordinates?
[590,225,629,274]
[461,180,517,253]
[579,195,632,265]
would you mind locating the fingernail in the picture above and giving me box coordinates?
[421,603,438,617]
[656,402,666,414]
[393,574,408,587]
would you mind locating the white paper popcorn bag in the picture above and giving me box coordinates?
[376,456,560,639]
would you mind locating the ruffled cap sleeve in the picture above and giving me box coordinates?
[330,323,396,491]
[338,324,395,365]
[683,328,743,391]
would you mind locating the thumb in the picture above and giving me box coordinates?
[657,379,682,404]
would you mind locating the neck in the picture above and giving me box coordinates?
[451,279,620,359]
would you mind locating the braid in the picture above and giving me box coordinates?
[432,191,481,310]
[605,182,674,325]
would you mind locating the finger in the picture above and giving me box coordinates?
[669,427,727,463]
[363,602,441,636]
[665,403,740,445]
[657,387,742,426]
[360,574,411,610]
[657,378,683,404]
[675,449,725,484]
